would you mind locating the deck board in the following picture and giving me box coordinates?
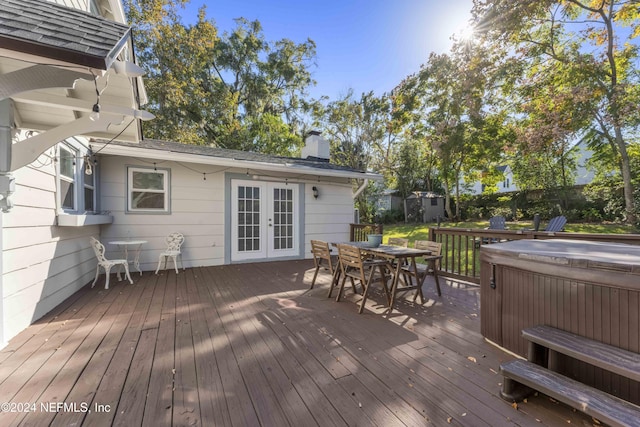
[0,260,601,426]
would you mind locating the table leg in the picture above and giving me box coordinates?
[132,243,143,276]
[386,261,403,314]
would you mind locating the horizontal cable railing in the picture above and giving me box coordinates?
[428,228,640,284]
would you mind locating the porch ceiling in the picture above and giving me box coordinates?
[0,0,149,161]
[0,55,143,145]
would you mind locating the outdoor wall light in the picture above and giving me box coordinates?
[89,103,100,121]
[312,186,319,199]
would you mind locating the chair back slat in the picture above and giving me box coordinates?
[387,237,409,247]
[90,237,108,263]
[166,232,185,251]
[337,244,364,272]
[311,240,331,260]
[414,240,442,268]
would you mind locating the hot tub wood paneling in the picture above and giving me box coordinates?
[481,239,640,404]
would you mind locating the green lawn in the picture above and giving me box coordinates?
[383,220,638,245]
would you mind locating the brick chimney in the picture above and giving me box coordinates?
[301,130,330,162]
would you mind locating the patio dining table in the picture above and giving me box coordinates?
[109,239,147,276]
[330,242,442,313]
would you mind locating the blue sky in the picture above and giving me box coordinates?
[179,0,475,100]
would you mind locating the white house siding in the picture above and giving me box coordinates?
[2,149,97,342]
[99,154,356,268]
[303,182,354,257]
[99,155,226,270]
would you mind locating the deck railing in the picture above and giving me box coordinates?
[428,227,640,284]
[349,223,384,241]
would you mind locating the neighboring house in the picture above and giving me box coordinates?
[404,191,445,223]
[463,165,517,195]
[462,142,595,195]
[0,0,381,346]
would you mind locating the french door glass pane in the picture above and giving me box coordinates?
[237,186,261,252]
[272,187,294,250]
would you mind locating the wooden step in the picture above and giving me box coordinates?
[500,359,640,427]
[522,325,640,382]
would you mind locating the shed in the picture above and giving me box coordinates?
[376,189,403,212]
[404,191,445,223]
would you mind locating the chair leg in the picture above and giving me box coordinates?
[358,267,377,314]
[173,255,179,274]
[433,271,442,297]
[104,266,111,290]
[379,264,392,305]
[92,265,100,288]
[327,267,341,298]
[336,274,348,302]
[155,255,163,275]
[310,264,320,289]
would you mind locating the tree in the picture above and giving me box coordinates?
[399,38,508,220]
[472,0,640,224]
[125,1,317,155]
[313,90,398,220]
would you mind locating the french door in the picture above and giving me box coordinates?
[231,180,299,261]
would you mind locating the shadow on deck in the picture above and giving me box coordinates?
[0,260,595,426]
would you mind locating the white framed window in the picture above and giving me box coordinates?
[127,167,170,213]
[84,159,95,212]
[56,141,97,214]
[58,144,77,211]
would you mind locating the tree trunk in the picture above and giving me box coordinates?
[443,181,453,219]
[615,125,636,224]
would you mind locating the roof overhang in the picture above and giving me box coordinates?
[91,142,384,181]
[0,0,153,173]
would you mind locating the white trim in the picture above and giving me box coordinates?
[56,213,112,227]
[58,144,77,211]
[127,166,170,213]
[230,179,300,261]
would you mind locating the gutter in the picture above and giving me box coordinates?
[93,142,383,182]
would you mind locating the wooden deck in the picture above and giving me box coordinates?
[0,260,597,426]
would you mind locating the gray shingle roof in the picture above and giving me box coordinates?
[102,138,372,174]
[0,0,131,69]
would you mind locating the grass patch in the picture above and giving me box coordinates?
[383,221,638,245]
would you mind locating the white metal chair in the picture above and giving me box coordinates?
[90,237,133,290]
[155,232,185,274]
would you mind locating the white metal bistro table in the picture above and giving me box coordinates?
[109,240,147,276]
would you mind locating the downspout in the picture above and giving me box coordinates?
[0,99,14,349]
[352,178,369,199]
[0,99,15,212]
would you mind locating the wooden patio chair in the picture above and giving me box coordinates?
[387,237,409,247]
[90,236,133,290]
[309,240,336,289]
[387,237,410,283]
[155,232,185,274]
[336,244,391,314]
[401,240,443,298]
